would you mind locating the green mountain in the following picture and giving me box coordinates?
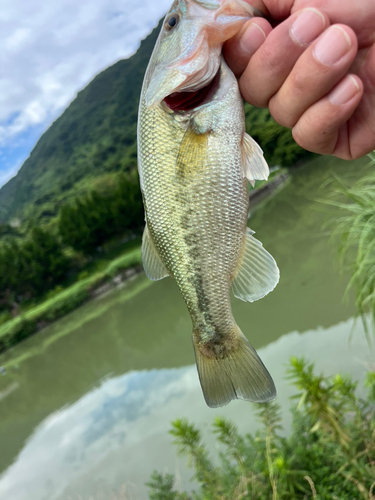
[0,21,162,224]
[0,19,309,226]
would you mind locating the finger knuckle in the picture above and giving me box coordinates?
[269,98,295,128]
[261,42,284,76]
[292,119,335,154]
[289,71,309,96]
[239,83,268,108]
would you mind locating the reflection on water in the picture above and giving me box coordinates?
[0,155,372,499]
[0,367,193,499]
[0,318,371,500]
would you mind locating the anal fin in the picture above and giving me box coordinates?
[241,133,269,187]
[141,224,169,281]
[232,228,279,302]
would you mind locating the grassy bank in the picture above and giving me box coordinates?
[0,247,142,353]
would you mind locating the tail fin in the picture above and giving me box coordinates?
[193,328,276,408]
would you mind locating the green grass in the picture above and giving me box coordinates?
[14,235,142,314]
[0,246,142,353]
[322,153,375,347]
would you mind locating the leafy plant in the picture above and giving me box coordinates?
[147,358,375,500]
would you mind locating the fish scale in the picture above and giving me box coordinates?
[137,0,279,407]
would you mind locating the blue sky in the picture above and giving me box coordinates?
[0,0,172,188]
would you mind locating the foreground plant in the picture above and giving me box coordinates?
[147,358,375,500]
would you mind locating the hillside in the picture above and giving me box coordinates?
[0,21,162,224]
[0,19,309,226]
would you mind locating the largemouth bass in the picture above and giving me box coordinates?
[137,0,279,407]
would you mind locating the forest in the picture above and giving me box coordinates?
[0,172,143,326]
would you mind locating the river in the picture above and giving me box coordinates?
[0,155,373,500]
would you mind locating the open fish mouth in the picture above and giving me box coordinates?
[164,68,220,111]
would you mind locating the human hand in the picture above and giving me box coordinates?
[223,0,375,160]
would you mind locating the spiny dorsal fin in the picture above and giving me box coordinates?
[141,224,169,281]
[232,228,279,302]
[241,132,269,187]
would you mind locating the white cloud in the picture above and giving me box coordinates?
[0,367,194,500]
[0,0,172,183]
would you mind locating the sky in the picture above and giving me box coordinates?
[0,0,173,188]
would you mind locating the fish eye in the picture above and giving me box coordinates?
[165,14,180,31]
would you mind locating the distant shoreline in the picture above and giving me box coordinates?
[0,170,290,356]
[0,249,143,355]
[249,171,290,207]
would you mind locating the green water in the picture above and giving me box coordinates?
[0,155,372,500]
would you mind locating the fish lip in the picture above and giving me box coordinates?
[163,68,221,112]
[145,36,221,109]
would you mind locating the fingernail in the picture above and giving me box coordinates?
[314,26,351,65]
[240,22,266,55]
[290,8,326,45]
[329,75,360,106]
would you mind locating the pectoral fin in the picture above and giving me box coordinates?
[232,228,279,302]
[176,127,208,178]
[141,225,169,281]
[241,133,269,187]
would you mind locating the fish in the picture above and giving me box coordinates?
[137,0,279,407]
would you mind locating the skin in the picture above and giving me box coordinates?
[223,0,375,160]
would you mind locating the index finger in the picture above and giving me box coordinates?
[223,17,273,76]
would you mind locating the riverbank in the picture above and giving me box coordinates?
[0,248,142,353]
[0,168,291,355]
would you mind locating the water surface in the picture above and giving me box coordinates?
[0,155,372,499]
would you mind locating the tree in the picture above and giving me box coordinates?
[0,228,70,308]
[58,173,143,254]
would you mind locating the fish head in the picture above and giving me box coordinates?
[145,0,258,109]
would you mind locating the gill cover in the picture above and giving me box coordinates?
[145,0,258,108]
